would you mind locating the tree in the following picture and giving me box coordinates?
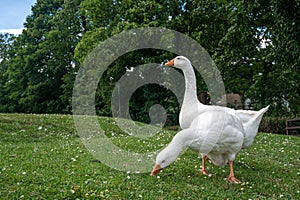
[246,0,300,116]
[0,0,298,119]
[3,0,84,113]
[0,33,15,112]
[75,0,183,121]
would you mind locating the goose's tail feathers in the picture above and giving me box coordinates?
[242,105,269,149]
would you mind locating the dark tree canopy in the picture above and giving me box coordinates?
[0,0,299,123]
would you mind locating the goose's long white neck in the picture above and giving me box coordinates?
[157,128,200,168]
[182,66,199,105]
[179,63,206,129]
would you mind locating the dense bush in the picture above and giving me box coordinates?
[259,117,288,134]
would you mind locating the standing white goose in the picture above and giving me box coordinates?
[151,56,269,183]
[165,56,269,149]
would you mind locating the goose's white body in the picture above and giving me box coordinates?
[151,56,269,183]
[171,109,244,165]
[173,56,269,148]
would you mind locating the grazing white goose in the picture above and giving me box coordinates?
[150,56,269,183]
[151,109,246,183]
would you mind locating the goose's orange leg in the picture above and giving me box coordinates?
[201,155,209,175]
[226,160,241,183]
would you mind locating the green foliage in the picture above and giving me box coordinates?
[0,33,15,112]
[129,83,180,126]
[74,0,300,119]
[0,0,299,121]
[259,117,288,134]
[1,114,300,199]
[1,0,84,114]
[245,0,300,116]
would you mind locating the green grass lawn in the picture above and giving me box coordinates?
[1,113,299,199]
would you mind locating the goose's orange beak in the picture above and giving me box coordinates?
[150,164,162,176]
[165,59,174,66]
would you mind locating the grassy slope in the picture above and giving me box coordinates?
[0,113,299,199]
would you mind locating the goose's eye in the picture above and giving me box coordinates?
[161,160,165,163]
[177,57,180,60]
